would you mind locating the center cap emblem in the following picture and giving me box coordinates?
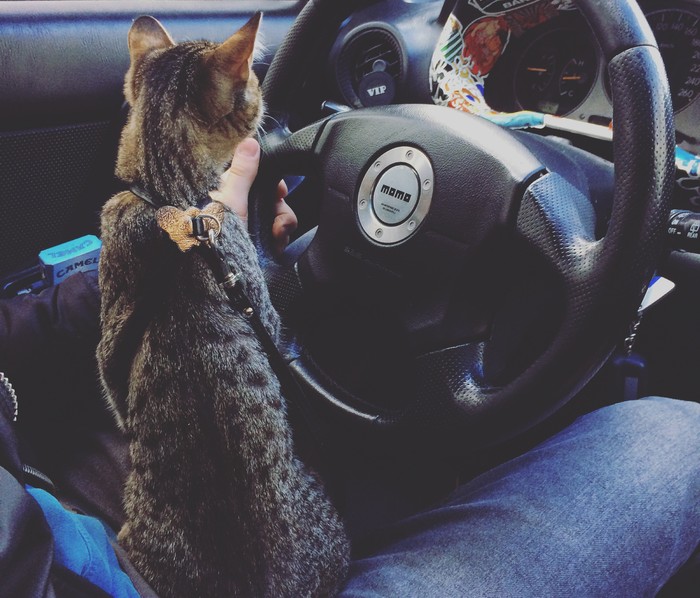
[372,164,420,225]
[357,146,434,245]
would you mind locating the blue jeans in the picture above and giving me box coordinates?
[341,397,700,597]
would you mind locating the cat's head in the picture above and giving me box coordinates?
[116,13,263,207]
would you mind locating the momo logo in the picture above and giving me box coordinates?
[380,184,411,202]
[367,85,387,97]
[468,0,539,14]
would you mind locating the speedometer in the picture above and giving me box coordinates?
[513,28,597,116]
[647,9,700,112]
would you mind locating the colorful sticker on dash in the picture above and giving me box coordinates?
[467,0,575,15]
[430,0,575,115]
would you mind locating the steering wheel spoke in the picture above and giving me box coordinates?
[516,171,600,290]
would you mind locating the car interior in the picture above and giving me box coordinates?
[1,0,699,592]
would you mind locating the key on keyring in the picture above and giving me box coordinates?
[613,276,675,401]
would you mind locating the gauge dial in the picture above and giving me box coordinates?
[647,9,700,112]
[521,46,557,94]
[559,57,594,104]
[514,29,597,116]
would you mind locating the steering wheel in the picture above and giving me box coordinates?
[251,0,674,449]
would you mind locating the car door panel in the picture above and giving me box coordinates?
[0,0,300,280]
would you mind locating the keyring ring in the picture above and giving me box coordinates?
[194,214,222,241]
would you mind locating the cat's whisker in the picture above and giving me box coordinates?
[261,113,283,132]
[256,122,266,140]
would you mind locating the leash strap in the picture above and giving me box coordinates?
[195,226,329,457]
[129,184,160,208]
[130,188,332,470]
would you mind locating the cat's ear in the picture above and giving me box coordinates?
[199,12,262,121]
[128,16,175,65]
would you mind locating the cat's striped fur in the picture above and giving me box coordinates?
[97,14,349,597]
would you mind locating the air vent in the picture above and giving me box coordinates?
[337,28,404,108]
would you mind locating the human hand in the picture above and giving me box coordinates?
[210,137,298,255]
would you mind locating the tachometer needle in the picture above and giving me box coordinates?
[562,76,582,81]
[527,67,548,72]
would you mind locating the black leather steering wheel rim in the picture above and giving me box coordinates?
[252,0,675,447]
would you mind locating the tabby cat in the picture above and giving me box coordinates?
[96,14,349,597]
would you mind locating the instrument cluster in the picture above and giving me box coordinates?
[483,0,700,150]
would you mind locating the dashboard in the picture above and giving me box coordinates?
[328,0,700,207]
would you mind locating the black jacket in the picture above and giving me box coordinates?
[0,272,155,597]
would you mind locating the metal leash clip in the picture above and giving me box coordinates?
[156,202,226,253]
[192,214,222,243]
